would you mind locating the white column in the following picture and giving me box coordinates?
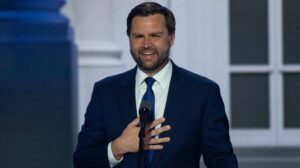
[64,0,127,129]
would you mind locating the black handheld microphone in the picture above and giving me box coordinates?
[139,101,151,129]
[137,101,150,168]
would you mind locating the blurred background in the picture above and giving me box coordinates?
[1,0,300,167]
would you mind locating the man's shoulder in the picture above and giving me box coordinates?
[94,68,136,88]
[174,65,217,87]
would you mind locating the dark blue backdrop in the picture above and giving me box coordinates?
[0,0,77,167]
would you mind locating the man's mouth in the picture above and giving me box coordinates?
[140,50,157,60]
[141,51,156,55]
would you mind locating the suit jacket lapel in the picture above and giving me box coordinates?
[118,69,137,127]
[117,68,139,167]
[151,64,189,167]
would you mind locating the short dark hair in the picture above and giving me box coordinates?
[126,2,176,36]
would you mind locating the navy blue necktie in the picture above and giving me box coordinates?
[142,77,155,168]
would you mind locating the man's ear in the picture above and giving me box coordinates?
[169,33,175,46]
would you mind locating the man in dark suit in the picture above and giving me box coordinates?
[73,2,238,168]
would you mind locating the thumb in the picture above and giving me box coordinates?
[128,117,140,127]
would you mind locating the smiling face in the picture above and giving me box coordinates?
[129,14,175,76]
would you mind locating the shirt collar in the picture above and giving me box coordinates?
[136,60,173,87]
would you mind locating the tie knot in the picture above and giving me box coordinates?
[144,77,155,88]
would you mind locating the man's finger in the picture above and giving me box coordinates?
[147,117,165,130]
[146,137,171,145]
[151,125,171,136]
[145,125,171,139]
[144,144,164,150]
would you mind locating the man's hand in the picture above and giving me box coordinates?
[111,117,171,160]
[111,117,140,160]
[144,118,171,150]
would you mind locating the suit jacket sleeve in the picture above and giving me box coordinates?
[73,83,111,168]
[201,82,238,168]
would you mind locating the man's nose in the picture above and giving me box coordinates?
[143,37,152,48]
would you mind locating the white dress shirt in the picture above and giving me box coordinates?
[107,60,173,167]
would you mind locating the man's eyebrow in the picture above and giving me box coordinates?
[151,32,164,36]
[131,31,164,35]
[131,32,143,36]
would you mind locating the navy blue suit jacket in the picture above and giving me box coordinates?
[73,63,238,168]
